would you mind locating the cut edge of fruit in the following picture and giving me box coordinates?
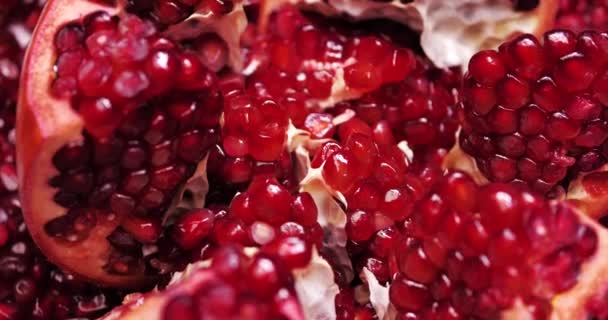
[414,0,558,68]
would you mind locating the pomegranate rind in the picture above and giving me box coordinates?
[16,0,152,287]
[259,0,557,68]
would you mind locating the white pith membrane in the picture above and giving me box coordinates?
[257,0,557,68]
[98,247,340,320]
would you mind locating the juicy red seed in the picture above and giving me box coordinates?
[290,193,318,227]
[468,50,506,85]
[247,176,292,226]
[263,236,312,270]
[154,0,189,24]
[346,210,375,242]
[172,209,215,250]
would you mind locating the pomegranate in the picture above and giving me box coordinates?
[242,6,462,155]
[18,0,608,319]
[16,0,248,287]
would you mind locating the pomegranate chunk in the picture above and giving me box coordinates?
[389,171,604,319]
[459,30,608,194]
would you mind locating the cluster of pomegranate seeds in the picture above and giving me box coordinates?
[390,171,598,318]
[0,194,125,319]
[216,175,322,250]
[221,90,289,163]
[202,73,299,200]
[176,175,323,255]
[307,118,440,284]
[137,174,321,276]
[243,6,461,154]
[206,86,294,192]
[48,12,223,275]
[336,60,461,152]
[556,0,608,32]
[160,245,304,320]
[244,7,418,127]
[460,29,608,194]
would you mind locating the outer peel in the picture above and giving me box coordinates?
[259,0,557,68]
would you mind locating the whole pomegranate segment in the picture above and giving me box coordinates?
[16,0,246,287]
[383,170,608,320]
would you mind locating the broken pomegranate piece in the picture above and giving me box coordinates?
[448,28,608,218]
[16,0,248,286]
[384,171,608,319]
[258,0,558,68]
[100,244,339,320]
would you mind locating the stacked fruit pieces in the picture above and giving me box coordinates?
[8,0,608,320]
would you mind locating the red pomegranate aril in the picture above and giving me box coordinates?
[77,58,112,97]
[263,236,311,270]
[172,209,215,250]
[322,150,359,194]
[79,98,121,139]
[290,193,318,227]
[154,0,189,25]
[469,50,507,85]
[390,276,432,312]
